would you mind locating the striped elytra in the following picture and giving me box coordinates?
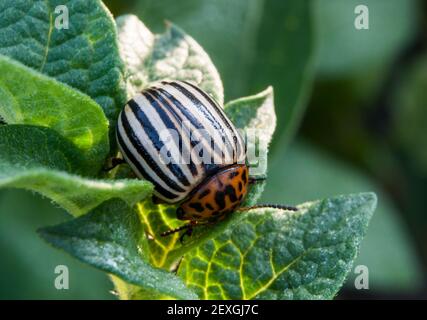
[116,80,246,209]
[117,80,298,239]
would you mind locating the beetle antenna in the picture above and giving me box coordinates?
[237,204,298,212]
[161,224,192,237]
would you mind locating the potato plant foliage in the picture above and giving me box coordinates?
[0,0,376,300]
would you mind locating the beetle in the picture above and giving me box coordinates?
[114,80,297,240]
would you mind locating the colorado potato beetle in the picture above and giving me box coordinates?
[114,80,296,240]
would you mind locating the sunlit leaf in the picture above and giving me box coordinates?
[39,199,198,300]
[179,193,376,299]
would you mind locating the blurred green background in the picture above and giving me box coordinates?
[1,0,426,299]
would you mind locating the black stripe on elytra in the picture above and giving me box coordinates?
[155,86,224,163]
[116,127,179,200]
[155,87,205,130]
[138,93,191,187]
[120,109,185,193]
[166,81,234,159]
[147,88,199,177]
[167,81,235,154]
[181,80,242,159]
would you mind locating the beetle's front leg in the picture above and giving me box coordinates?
[103,157,126,171]
[179,227,194,244]
[248,175,266,184]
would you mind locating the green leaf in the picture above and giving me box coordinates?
[225,86,275,132]
[262,141,423,291]
[134,200,244,271]
[110,275,181,300]
[225,86,276,168]
[0,125,84,173]
[178,193,377,299]
[0,55,109,174]
[0,125,152,217]
[249,0,315,148]
[135,88,276,270]
[0,0,126,123]
[315,0,418,77]
[116,14,223,104]
[38,199,198,300]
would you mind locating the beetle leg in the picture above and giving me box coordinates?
[248,175,267,184]
[103,157,126,171]
[179,227,193,244]
[152,195,166,205]
[161,220,209,242]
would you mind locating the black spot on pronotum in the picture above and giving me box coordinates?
[189,202,204,212]
[224,185,238,202]
[238,181,243,192]
[215,191,226,210]
[198,189,211,199]
[206,203,214,210]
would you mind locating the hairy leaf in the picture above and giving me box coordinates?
[0,0,126,123]
[0,125,152,217]
[178,193,377,299]
[116,14,223,104]
[0,55,109,174]
[225,87,275,131]
[39,199,198,300]
[263,141,423,290]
